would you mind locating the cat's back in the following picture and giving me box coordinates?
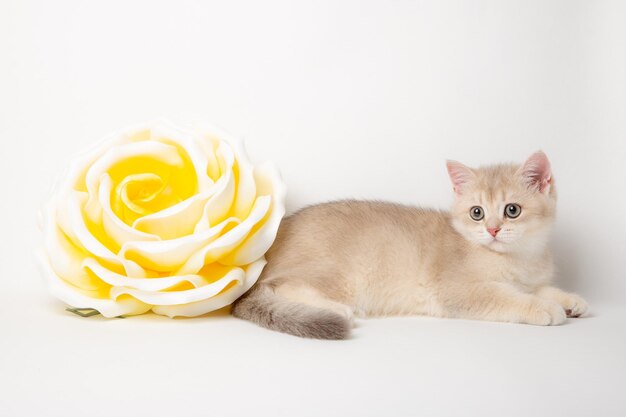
[267,200,456,259]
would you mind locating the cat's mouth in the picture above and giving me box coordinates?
[487,237,506,247]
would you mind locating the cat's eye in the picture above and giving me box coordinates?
[469,206,484,221]
[504,203,521,219]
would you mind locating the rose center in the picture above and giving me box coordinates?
[113,173,182,223]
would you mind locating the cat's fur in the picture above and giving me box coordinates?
[232,151,588,339]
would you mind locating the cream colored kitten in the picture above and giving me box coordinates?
[232,151,588,339]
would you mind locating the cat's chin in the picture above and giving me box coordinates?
[483,240,510,253]
[482,238,546,255]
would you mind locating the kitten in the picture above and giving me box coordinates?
[232,151,588,339]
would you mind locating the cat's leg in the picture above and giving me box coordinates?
[274,283,355,327]
[439,281,566,325]
[535,286,589,318]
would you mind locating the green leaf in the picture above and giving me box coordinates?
[66,307,100,317]
[66,307,127,319]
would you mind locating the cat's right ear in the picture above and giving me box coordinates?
[446,160,475,196]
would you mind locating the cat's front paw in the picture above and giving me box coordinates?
[535,287,589,319]
[560,293,589,318]
[524,300,567,326]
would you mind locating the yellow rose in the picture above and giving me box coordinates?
[38,121,286,317]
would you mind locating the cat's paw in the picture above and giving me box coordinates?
[560,293,589,318]
[525,300,567,326]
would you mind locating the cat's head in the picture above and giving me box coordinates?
[446,151,556,254]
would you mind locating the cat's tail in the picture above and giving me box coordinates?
[231,284,350,340]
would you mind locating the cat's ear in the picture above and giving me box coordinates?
[446,160,475,195]
[518,151,552,193]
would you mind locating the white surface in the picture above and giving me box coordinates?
[1,0,625,416]
[2,293,626,417]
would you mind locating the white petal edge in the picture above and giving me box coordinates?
[119,216,240,272]
[221,161,287,265]
[83,258,209,292]
[56,190,149,277]
[230,138,257,219]
[152,259,266,317]
[85,140,185,200]
[149,122,213,192]
[36,250,152,318]
[110,266,243,305]
[175,195,271,275]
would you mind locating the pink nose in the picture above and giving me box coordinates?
[487,227,501,237]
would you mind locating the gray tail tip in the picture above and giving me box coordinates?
[297,310,351,340]
[231,292,352,340]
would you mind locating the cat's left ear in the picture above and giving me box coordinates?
[518,151,552,194]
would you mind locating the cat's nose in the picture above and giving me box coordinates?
[487,227,501,237]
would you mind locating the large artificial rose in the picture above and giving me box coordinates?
[38,121,286,317]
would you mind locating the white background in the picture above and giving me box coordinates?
[1,1,625,416]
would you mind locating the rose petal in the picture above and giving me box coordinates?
[198,133,222,181]
[150,123,214,192]
[151,259,266,317]
[43,201,103,291]
[230,139,257,219]
[57,191,119,262]
[37,250,151,318]
[57,190,152,277]
[221,162,287,265]
[85,140,186,200]
[119,217,239,272]
[193,170,236,232]
[109,266,244,305]
[175,195,271,275]
[131,192,209,239]
[193,141,238,231]
[131,137,237,237]
[94,174,160,247]
[83,258,209,291]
